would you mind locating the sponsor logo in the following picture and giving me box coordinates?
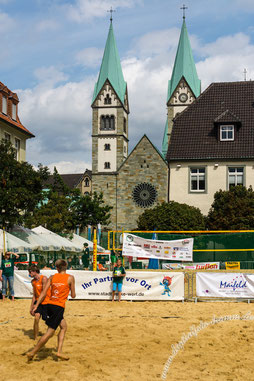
[164,246,171,249]
[126,235,134,242]
[156,250,160,253]
[173,247,180,251]
[144,244,150,249]
[151,245,158,249]
[133,244,142,248]
[164,251,169,254]
[219,276,247,291]
[182,239,190,244]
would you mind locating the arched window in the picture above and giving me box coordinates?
[100,115,115,130]
[104,144,111,150]
[104,94,111,105]
[123,118,126,133]
[84,178,89,187]
[104,162,111,169]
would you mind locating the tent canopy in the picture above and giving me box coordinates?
[0,229,34,253]
[32,226,82,252]
[70,233,105,252]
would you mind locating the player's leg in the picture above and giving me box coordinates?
[2,275,7,301]
[56,319,69,360]
[118,282,123,302]
[27,327,55,360]
[8,276,15,301]
[112,281,117,301]
[33,313,41,340]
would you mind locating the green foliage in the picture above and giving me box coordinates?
[26,167,80,234]
[71,192,112,230]
[206,186,254,230]
[137,201,205,230]
[27,167,112,234]
[0,139,49,229]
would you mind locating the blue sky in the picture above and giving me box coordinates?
[1,0,254,173]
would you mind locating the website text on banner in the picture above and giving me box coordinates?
[14,270,185,301]
[162,262,220,270]
[196,272,254,298]
[122,233,193,261]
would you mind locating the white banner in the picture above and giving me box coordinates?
[122,233,193,262]
[162,262,220,270]
[12,270,184,301]
[196,272,254,298]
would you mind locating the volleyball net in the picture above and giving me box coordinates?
[108,230,254,269]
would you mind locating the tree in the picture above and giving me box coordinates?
[26,167,80,234]
[0,139,49,229]
[71,192,112,230]
[27,168,112,234]
[206,186,254,230]
[137,201,205,230]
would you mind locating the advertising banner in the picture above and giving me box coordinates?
[13,270,185,301]
[162,262,220,270]
[122,233,193,262]
[196,272,254,298]
[225,262,240,270]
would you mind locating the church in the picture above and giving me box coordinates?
[90,13,199,231]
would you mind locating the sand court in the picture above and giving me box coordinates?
[0,299,253,381]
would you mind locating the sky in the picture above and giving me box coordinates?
[2,0,254,173]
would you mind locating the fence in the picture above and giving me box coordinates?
[108,230,254,269]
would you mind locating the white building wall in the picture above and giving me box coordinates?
[169,160,254,215]
[98,138,117,172]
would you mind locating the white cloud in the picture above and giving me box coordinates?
[0,11,14,32]
[16,67,95,169]
[34,66,68,87]
[47,160,91,174]
[65,0,141,22]
[36,19,59,32]
[75,47,103,68]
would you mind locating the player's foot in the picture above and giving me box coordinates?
[56,353,69,360]
[27,352,35,361]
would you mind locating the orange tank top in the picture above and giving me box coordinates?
[32,275,51,305]
[49,273,70,308]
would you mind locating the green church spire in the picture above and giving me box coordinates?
[167,18,200,102]
[92,21,127,105]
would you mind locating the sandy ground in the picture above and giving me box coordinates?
[0,299,254,381]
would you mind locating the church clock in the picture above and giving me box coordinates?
[179,93,188,103]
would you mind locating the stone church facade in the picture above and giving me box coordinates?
[91,16,199,231]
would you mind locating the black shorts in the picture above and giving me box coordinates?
[46,304,65,330]
[34,301,48,321]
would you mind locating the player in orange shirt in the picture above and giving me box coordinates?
[28,265,51,340]
[27,259,76,361]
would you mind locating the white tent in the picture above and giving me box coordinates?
[10,225,57,251]
[32,226,81,252]
[70,233,105,252]
[0,229,34,253]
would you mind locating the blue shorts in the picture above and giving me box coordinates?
[113,282,123,292]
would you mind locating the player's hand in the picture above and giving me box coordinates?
[31,307,37,315]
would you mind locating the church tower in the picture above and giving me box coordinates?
[91,17,129,228]
[162,11,200,157]
[91,19,129,174]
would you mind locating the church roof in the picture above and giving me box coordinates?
[92,21,127,105]
[167,19,200,102]
[167,81,254,161]
[162,119,168,159]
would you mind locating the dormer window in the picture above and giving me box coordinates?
[2,96,7,114]
[220,125,234,141]
[12,103,17,121]
[104,94,111,105]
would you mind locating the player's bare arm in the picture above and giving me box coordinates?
[68,275,76,298]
